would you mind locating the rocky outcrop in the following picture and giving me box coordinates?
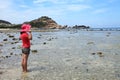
[0,20,12,27]
[73,25,90,29]
[29,16,62,29]
[0,16,63,29]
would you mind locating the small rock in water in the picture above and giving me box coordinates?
[108,32,111,34]
[97,52,104,57]
[15,54,18,56]
[86,69,89,72]
[106,35,109,37]
[11,42,14,44]
[87,42,94,45]
[7,34,14,37]
[3,39,8,41]
[48,38,52,41]
[37,37,41,38]
[82,63,87,65]
[9,35,14,38]
[91,53,96,55]
[0,44,3,46]
[1,56,5,59]
[12,38,18,40]
[10,53,13,55]
[6,56,10,58]
[32,50,38,53]
[43,42,46,45]
[0,72,3,74]
[74,66,78,69]
[12,47,15,49]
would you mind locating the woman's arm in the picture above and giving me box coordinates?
[28,31,32,40]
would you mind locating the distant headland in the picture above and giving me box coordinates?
[0,16,62,29]
[0,16,90,29]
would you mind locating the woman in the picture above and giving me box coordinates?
[20,23,32,72]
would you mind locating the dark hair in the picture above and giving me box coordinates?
[20,31,25,34]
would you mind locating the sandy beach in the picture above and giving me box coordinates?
[0,29,120,80]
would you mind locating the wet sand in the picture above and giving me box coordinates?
[0,29,120,80]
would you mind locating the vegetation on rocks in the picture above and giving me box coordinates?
[0,16,62,29]
[0,20,12,28]
[29,16,62,29]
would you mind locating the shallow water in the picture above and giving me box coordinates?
[0,30,120,80]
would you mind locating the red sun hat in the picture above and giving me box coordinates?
[20,24,31,32]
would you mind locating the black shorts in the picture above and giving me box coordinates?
[22,48,30,54]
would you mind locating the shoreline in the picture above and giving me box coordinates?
[0,28,61,33]
[0,28,120,32]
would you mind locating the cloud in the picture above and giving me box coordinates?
[93,8,107,14]
[33,0,61,4]
[33,0,88,4]
[66,4,91,11]
[19,5,29,8]
[32,0,91,12]
[33,0,48,4]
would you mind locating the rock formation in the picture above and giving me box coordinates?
[0,20,12,27]
[29,16,62,29]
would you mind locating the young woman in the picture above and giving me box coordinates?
[20,23,32,72]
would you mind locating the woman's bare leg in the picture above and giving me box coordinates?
[22,53,29,72]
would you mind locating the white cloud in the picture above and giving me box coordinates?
[32,0,91,14]
[67,4,91,11]
[33,0,91,12]
[93,8,107,14]
[33,0,88,4]
[33,0,48,4]
[19,5,29,8]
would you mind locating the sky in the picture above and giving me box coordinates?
[0,0,120,28]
